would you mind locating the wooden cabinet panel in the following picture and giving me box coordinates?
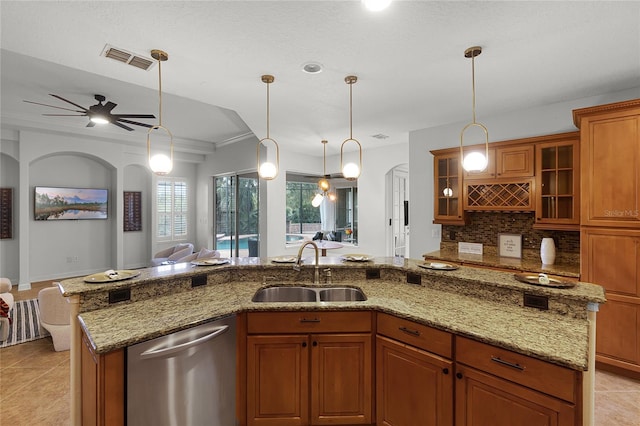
[376,336,453,426]
[575,100,640,228]
[247,311,372,334]
[596,297,640,367]
[311,334,372,425]
[81,332,125,426]
[377,312,452,358]
[247,335,309,426]
[456,336,579,403]
[455,366,576,426]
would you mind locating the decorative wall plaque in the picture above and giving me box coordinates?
[0,188,13,239]
[124,191,142,232]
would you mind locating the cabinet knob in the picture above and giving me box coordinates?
[456,372,463,379]
[302,342,307,348]
[312,341,318,347]
[442,368,449,375]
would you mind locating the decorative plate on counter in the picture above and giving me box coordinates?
[513,273,576,289]
[191,258,231,266]
[341,254,374,262]
[84,270,141,283]
[271,256,298,263]
[418,262,459,271]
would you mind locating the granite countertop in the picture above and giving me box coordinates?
[76,258,605,371]
[423,249,581,278]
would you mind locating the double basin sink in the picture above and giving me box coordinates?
[252,286,366,303]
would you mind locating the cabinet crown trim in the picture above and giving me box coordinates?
[572,98,640,128]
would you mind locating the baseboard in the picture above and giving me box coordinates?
[18,282,32,291]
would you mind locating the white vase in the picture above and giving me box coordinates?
[540,238,556,265]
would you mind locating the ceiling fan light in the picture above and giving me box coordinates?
[149,153,173,175]
[312,193,324,208]
[90,115,109,125]
[362,0,392,11]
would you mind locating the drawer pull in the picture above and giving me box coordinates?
[491,356,525,371]
[300,318,321,323]
[399,326,421,337]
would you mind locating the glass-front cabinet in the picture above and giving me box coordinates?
[534,135,580,230]
[433,152,465,225]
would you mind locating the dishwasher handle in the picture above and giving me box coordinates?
[139,325,229,360]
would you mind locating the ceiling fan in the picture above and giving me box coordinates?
[23,94,156,131]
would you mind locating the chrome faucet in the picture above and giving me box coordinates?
[294,241,320,285]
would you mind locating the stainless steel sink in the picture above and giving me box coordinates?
[252,286,318,302]
[318,287,367,302]
[252,286,366,303]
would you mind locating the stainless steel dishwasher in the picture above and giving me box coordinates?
[127,315,236,426]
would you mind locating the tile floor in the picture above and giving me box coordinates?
[1,284,639,425]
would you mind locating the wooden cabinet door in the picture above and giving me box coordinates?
[578,107,640,228]
[376,336,453,426]
[534,138,580,230]
[433,153,465,224]
[582,228,640,375]
[247,335,309,426]
[496,145,534,178]
[311,334,372,425]
[455,366,576,426]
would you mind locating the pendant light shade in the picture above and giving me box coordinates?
[257,75,280,180]
[460,46,489,173]
[312,140,333,207]
[362,0,392,11]
[341,75,362,181]
[147,49,174,176]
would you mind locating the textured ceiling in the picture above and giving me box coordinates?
[1,1,639,158]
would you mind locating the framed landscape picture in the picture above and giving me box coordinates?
[34,186,108,220]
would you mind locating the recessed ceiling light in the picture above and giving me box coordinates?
[302,62,324,74]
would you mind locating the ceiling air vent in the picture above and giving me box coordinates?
[101,45,154,71]
[371,133,389,140]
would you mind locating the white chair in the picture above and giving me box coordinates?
[38,285,71,351]
[0,278,14,342]
[151,243,194,266]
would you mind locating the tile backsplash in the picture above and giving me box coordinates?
[441,212,580,254]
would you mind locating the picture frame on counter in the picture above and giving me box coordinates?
[498,233,522,259]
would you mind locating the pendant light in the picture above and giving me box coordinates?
[147,49,174,175]
[257,75,280,180]
[312,140,332,207]
[460,46,489,172]
[341,75,362,180]
[362,0,392,11]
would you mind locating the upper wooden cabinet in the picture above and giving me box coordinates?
[433,152,465,225]
[534,132,580,230]
[574,99,640,228]
[464,145,534,180]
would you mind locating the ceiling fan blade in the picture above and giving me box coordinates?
[117,118,154,128]
[23,100,86,113]
[103,101,117,113]
[112,121,134,131]
[49,94,89,112]
[42,114,85,116]
[112,114,156,119]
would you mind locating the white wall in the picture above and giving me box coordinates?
[408,86,640,259]
[0,152,20,282]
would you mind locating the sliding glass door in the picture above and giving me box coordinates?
[214,172,259,257]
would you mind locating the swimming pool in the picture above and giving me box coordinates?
[216,234,304,250]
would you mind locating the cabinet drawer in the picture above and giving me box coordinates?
[456,336,580,403]
[247,311,372,334]
[377,313,452,358]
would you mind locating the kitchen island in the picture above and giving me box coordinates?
[60,256,605,425]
